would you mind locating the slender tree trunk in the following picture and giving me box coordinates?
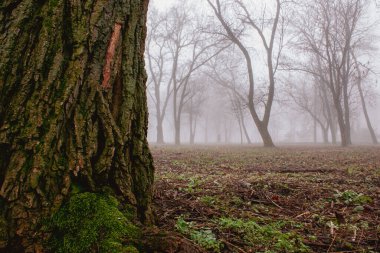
[175,120,181,145]
[204,115,208,144]
[335,100,349,147]
[313,86,318,144]
[343,83,352,145]
[356,70,378,145]
[329,118,337,145]
[322,127,329,144]
[154,89,164,144]
[189,110,196,145]
[156,118,164,144]
[0,0,153,251]
[190,133,195,145]
[239,108,252,144]
[321,85,337,144]
[237,115,243,144]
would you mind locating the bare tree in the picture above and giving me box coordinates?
[286,76,332,143]
[146,9,172,144]
[207,51,252,144]
[165,1,227,145]
[352,53,378,144]
[207,0,287,147]
[183,78,208,144]
[290,0,371,146]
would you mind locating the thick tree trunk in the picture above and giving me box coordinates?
[257,123,275,148]
[0,0,154,251]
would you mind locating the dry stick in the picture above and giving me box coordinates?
[327,234,337,253]
[264,193,284,209]
[221,239,247,253]
[295,211,311,218]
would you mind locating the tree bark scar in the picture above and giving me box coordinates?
[102,23,122,89]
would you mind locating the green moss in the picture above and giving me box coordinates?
[48,192,141,253]
[176,217,222,252]
[218,218,310,253]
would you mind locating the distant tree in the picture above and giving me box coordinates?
[207,0,287,147]
[207,51,252,144]
[291,0,372,146]
[351,53,378,144]
[146,8,173,144]
[286,76,332,144]
[147,0,224,145]
[183,78,208,145]
[0,0,153,251]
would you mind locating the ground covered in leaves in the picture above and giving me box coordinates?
[151,145,380,253]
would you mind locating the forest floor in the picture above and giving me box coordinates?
[151,145,380,253]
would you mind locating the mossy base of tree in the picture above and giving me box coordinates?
[47,192,141,253]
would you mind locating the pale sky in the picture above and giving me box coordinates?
[149,0,380,86]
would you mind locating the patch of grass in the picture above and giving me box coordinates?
[230,196,244,207]
[176,216,222,252]
[199,195,219,206]
[181,177,203,193]
[333,190,372,206]
[218,217,310,253]
[48,192,140,253]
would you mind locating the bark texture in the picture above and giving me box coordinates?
[0,0,153,251]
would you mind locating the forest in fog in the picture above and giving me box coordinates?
[146,0,380,146]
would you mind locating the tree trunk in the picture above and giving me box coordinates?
[0,0,154,251]
[189,114,197,145]
[189,112,194,145]
[256,122,275,147]
[156,118,164,144]
[321,127,329,144]
[356,70,378,144]
[239,108,251,144]
[343,82,352,145]
[237,114,243,144]
[175,120,181,145]
[329,119,337,145]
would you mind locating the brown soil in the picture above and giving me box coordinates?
[151,145,380,253]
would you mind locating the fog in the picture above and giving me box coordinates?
[146,0,380,146]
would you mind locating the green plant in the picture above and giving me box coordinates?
[333,190,372,205]
[176,217,222,252]
[181,177,202,193]
[218,218,309,253]
[199,195,219,206]
[48,192,140,253]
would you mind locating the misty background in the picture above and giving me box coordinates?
[145,0,380,145]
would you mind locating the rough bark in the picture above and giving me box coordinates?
[0,0,154,251]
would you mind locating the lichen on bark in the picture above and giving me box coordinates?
[0,0,153,251]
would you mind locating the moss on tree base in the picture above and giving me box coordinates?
[48,192,141,253]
